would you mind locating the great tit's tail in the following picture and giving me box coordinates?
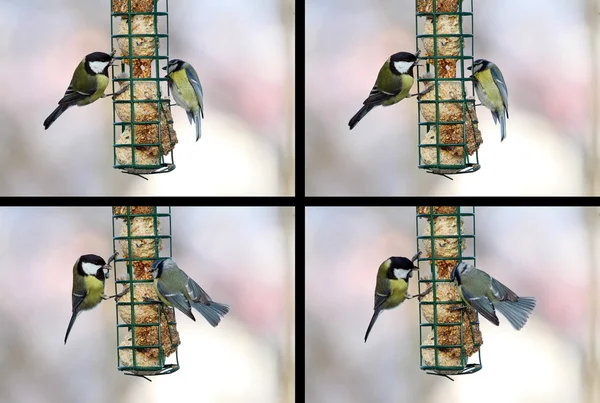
[64,311,80,344]
[494,296,536,330]
[191,300,229,327]
[499,111,507,142]
[349,104,376,130]
[44,104,70,130]
[364,309,381,342]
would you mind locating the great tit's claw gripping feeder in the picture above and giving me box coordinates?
[415,0,481,177]
[111,0,177,176]
[112,206,180,378]
[416,206,483,376]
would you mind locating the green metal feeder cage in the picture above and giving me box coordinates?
[112,206,180,378]
[415,0,481,178]
[111,0,177,177]
[415,206,482,378]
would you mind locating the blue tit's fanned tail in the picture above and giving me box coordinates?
[64,311,80,344]
[499,111,507,142]
[349,104,376,130]
[194,111,201,141]
[191,301,229,327]
[364,309,381,342]
[44,104,70,130]
[494,296,536,330]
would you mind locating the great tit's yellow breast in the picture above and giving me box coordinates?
[376,61,414,106]
[170,70,200,112]
[381,279,409,309]
[474,69,503,108]
[81,275,105,310]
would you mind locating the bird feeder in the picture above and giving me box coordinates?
[415,0,481,178]
[111,0,177,177]
[416,206,482,378]
[112,206,180,379]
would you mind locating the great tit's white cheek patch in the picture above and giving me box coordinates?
[82,262,103,276]
[89,61,109,74]
[393,61,414,74]
[393,268,412,280]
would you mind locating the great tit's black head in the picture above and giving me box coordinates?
[163,59,185,74]
[468,59,490,74]
[78,254,108,280]
[84,52,113,76]
[389,52,418,76]
[386,256,418,281]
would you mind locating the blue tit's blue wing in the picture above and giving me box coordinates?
[185,66,204,118]
[460,286,499,326]
[185,277,211,304]
[490,65,509,115]
[490,277,519,302]
[156,279,195,321]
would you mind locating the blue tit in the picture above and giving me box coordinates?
[364,253,427,342]
[150,258,229,326]
[65,253,116,344]
[349,51,418,130]
[163,59,204,141]
[468,59,509,141]
[44,52,113,130]
[451,262,536,330]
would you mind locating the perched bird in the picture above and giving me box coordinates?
[44,52,113,130]
[468,59,509,141]
[451,262,535,330]
[163,59,204,141]
[349,51,419,130]
[150,258,229,326]
[364,253,427,342]
[65,253,116,344]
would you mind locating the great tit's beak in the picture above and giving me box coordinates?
[162,66,167,71]
[467,66,472,71]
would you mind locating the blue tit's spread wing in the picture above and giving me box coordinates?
[461,286,499,325]
[490,277,519,302]
[185,67,204,118]
[490,66,509,113]
[156,279,194,317]
[185,277,211,305]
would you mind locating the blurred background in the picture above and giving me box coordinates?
[306,206,599,403]
[306,0,599,195]
[0,0,294,196]
[0,206,295,403]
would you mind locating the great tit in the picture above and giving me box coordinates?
[349,51,418,130]
[64,253,117,344]
[163,59,204,141]
[451,262,535,330]
[468,59,509,141]
[364,252,427,342]
[150,258,229,326]
[44,52,114,130]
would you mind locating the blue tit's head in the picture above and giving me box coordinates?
[84,52,113,76]
[450,261,470,284]
[150,258,169,278]
[163,59,186,75]
[467,59,490,75]
[387,256,419,281]
[389,52,418,76]
[78,254,109,280]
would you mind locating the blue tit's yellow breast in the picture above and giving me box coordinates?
[170,69,200,112]
[381,279,409,309]
[81,276,105,310]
